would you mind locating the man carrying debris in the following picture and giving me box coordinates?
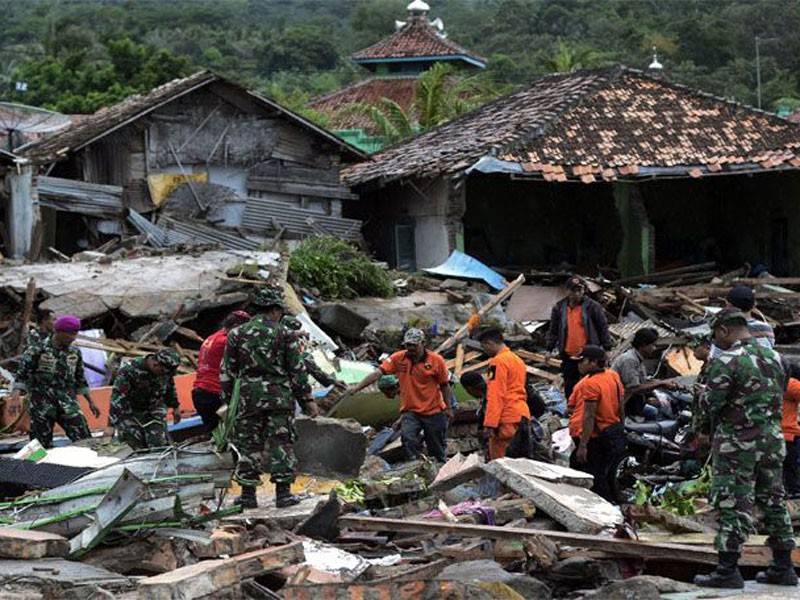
[110,349,182,450]
[477,328,531,460]
[547,277,612,398]
[349,328,453,463]
[11,315,101,448]
[192,310,252,432]
[611,327,678,420]
[221,288,319,509]
[567,345,625,502]
[694,309,796,589]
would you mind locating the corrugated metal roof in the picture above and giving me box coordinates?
[37,176,124,218]
[241,197,362,241]
[157,215,261,250]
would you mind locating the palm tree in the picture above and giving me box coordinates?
[546,40,601,73]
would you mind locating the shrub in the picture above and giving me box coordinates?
[289,236,394,299]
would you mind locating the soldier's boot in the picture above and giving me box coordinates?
[756,549,799,586]
[275,482,301,508]
[234,486,258,509]
[694,552,745,589]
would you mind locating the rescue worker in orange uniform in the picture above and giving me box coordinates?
[568,345,625,501]
[782,371,800,498]
[477,328,531,460]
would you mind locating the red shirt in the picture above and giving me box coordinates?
[564,304,588,356]
[380,350,449,415]
[193,329,228,394]
[783,378,800,442]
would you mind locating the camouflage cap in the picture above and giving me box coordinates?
[252,287,285,309]
[403,328,426,345]
[282,315,302,331]
[154,349,180,370]
[378,375,400,390]
[710,308,749,329]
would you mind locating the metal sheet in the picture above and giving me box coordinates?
[158,215,261,250]
[506,285,568,322]
[242,196,362,241]
[38,176,124,218]
[423,250,507,291]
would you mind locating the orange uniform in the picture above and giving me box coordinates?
[568,369,624,439]
[563,304,588,356]
[782,378,800,442]
[380,350,449,415]
[484,347,531,460]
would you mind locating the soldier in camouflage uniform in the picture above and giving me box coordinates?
[109,349,182,450]
[11,315,100,448]
[694,308,797,589]
[221,288,319,509]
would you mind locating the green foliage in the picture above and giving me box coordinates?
[289,236,394,299]
[334,480,366,504]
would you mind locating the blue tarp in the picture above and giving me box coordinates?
[423,250,507,291]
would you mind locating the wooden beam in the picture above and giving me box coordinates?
[435,274,525,355]
[248,177,358,200]
[453,343,465,376]
[338,516,724,565]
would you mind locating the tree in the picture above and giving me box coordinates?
[545,40,602,73]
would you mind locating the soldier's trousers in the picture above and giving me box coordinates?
[231,407,296,487]
[711,433,795,553]
[29,395,91,449]
[117,414,169,450]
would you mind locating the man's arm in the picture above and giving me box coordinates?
[592,301,613,350]
[10,344,38,401]
[546,304,561,351]
[74,352,100,419]
[702,358,733,430]
[219,332,239,403]
[440,383,454,418]
[109,365,133,427]
[349,370,382,395]
[482,362,506,429]
[576,401,599,462]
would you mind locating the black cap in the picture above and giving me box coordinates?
[566,276,586,291]
[574,344,606,362]
[726,285,755,311]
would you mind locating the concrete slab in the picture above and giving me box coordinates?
[295,416,366,479]
[482,458,622,534]
[0,528,68,559]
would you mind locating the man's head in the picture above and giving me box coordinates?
[377,374,400,398]
[146,349,180,376]
[37,309,54,333]
[692,336,712,363]
[223,310,251,332]
[52,315,81,347]
[460,371,486,399]
[576,344,606,375]
[252,288,285,320]
[477,327,505,357]
[632,327,659,358]
[726,285,756,313]
[710,308,750,350]
[403,328,426,360]
[566,276,586,306]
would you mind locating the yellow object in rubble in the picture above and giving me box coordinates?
[147,172,208,206]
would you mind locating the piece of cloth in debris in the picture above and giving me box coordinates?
[221,314,311,486]
[110,356,178,449]
[701,337,794,553]
[423,500,496,525]
[13,336,91,448]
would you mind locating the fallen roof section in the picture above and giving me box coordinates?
[18,71,366,163]
[343,66,800,187]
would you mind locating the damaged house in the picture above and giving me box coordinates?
[4,71,366,259]
[343,66,800,276]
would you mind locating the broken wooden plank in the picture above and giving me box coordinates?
[137,558,239,600]
[435,274,525,354]
[233,541,305,578]
[0,527,69,559]
[481,458,621,533]
[339,516,726,565]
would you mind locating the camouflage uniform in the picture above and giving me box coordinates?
[282,316,338,387]
[13,336,91,448]
[698,336,795,554]
[25,328,49,351]
[110,353,179,449]
[221,313,311,487]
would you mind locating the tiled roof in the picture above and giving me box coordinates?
[308,77,419,131]
[352,18,485,66]
[343,67,800,186]
[19,71,365,163]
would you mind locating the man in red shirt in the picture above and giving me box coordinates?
[349,328,453,462]
[477,328,531,460]
[192,311,251,431]
[568,345,625,501]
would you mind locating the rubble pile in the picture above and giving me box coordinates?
[3,246,800,597]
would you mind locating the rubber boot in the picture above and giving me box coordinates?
[694,552,745,589]
[275,482,301,508]
[756,548,799,586]
[234,485,257,509]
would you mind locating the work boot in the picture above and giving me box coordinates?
[756,548,799,586]
[275,482,301,508]
[694,552,745,589]
[234,485,258,509]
